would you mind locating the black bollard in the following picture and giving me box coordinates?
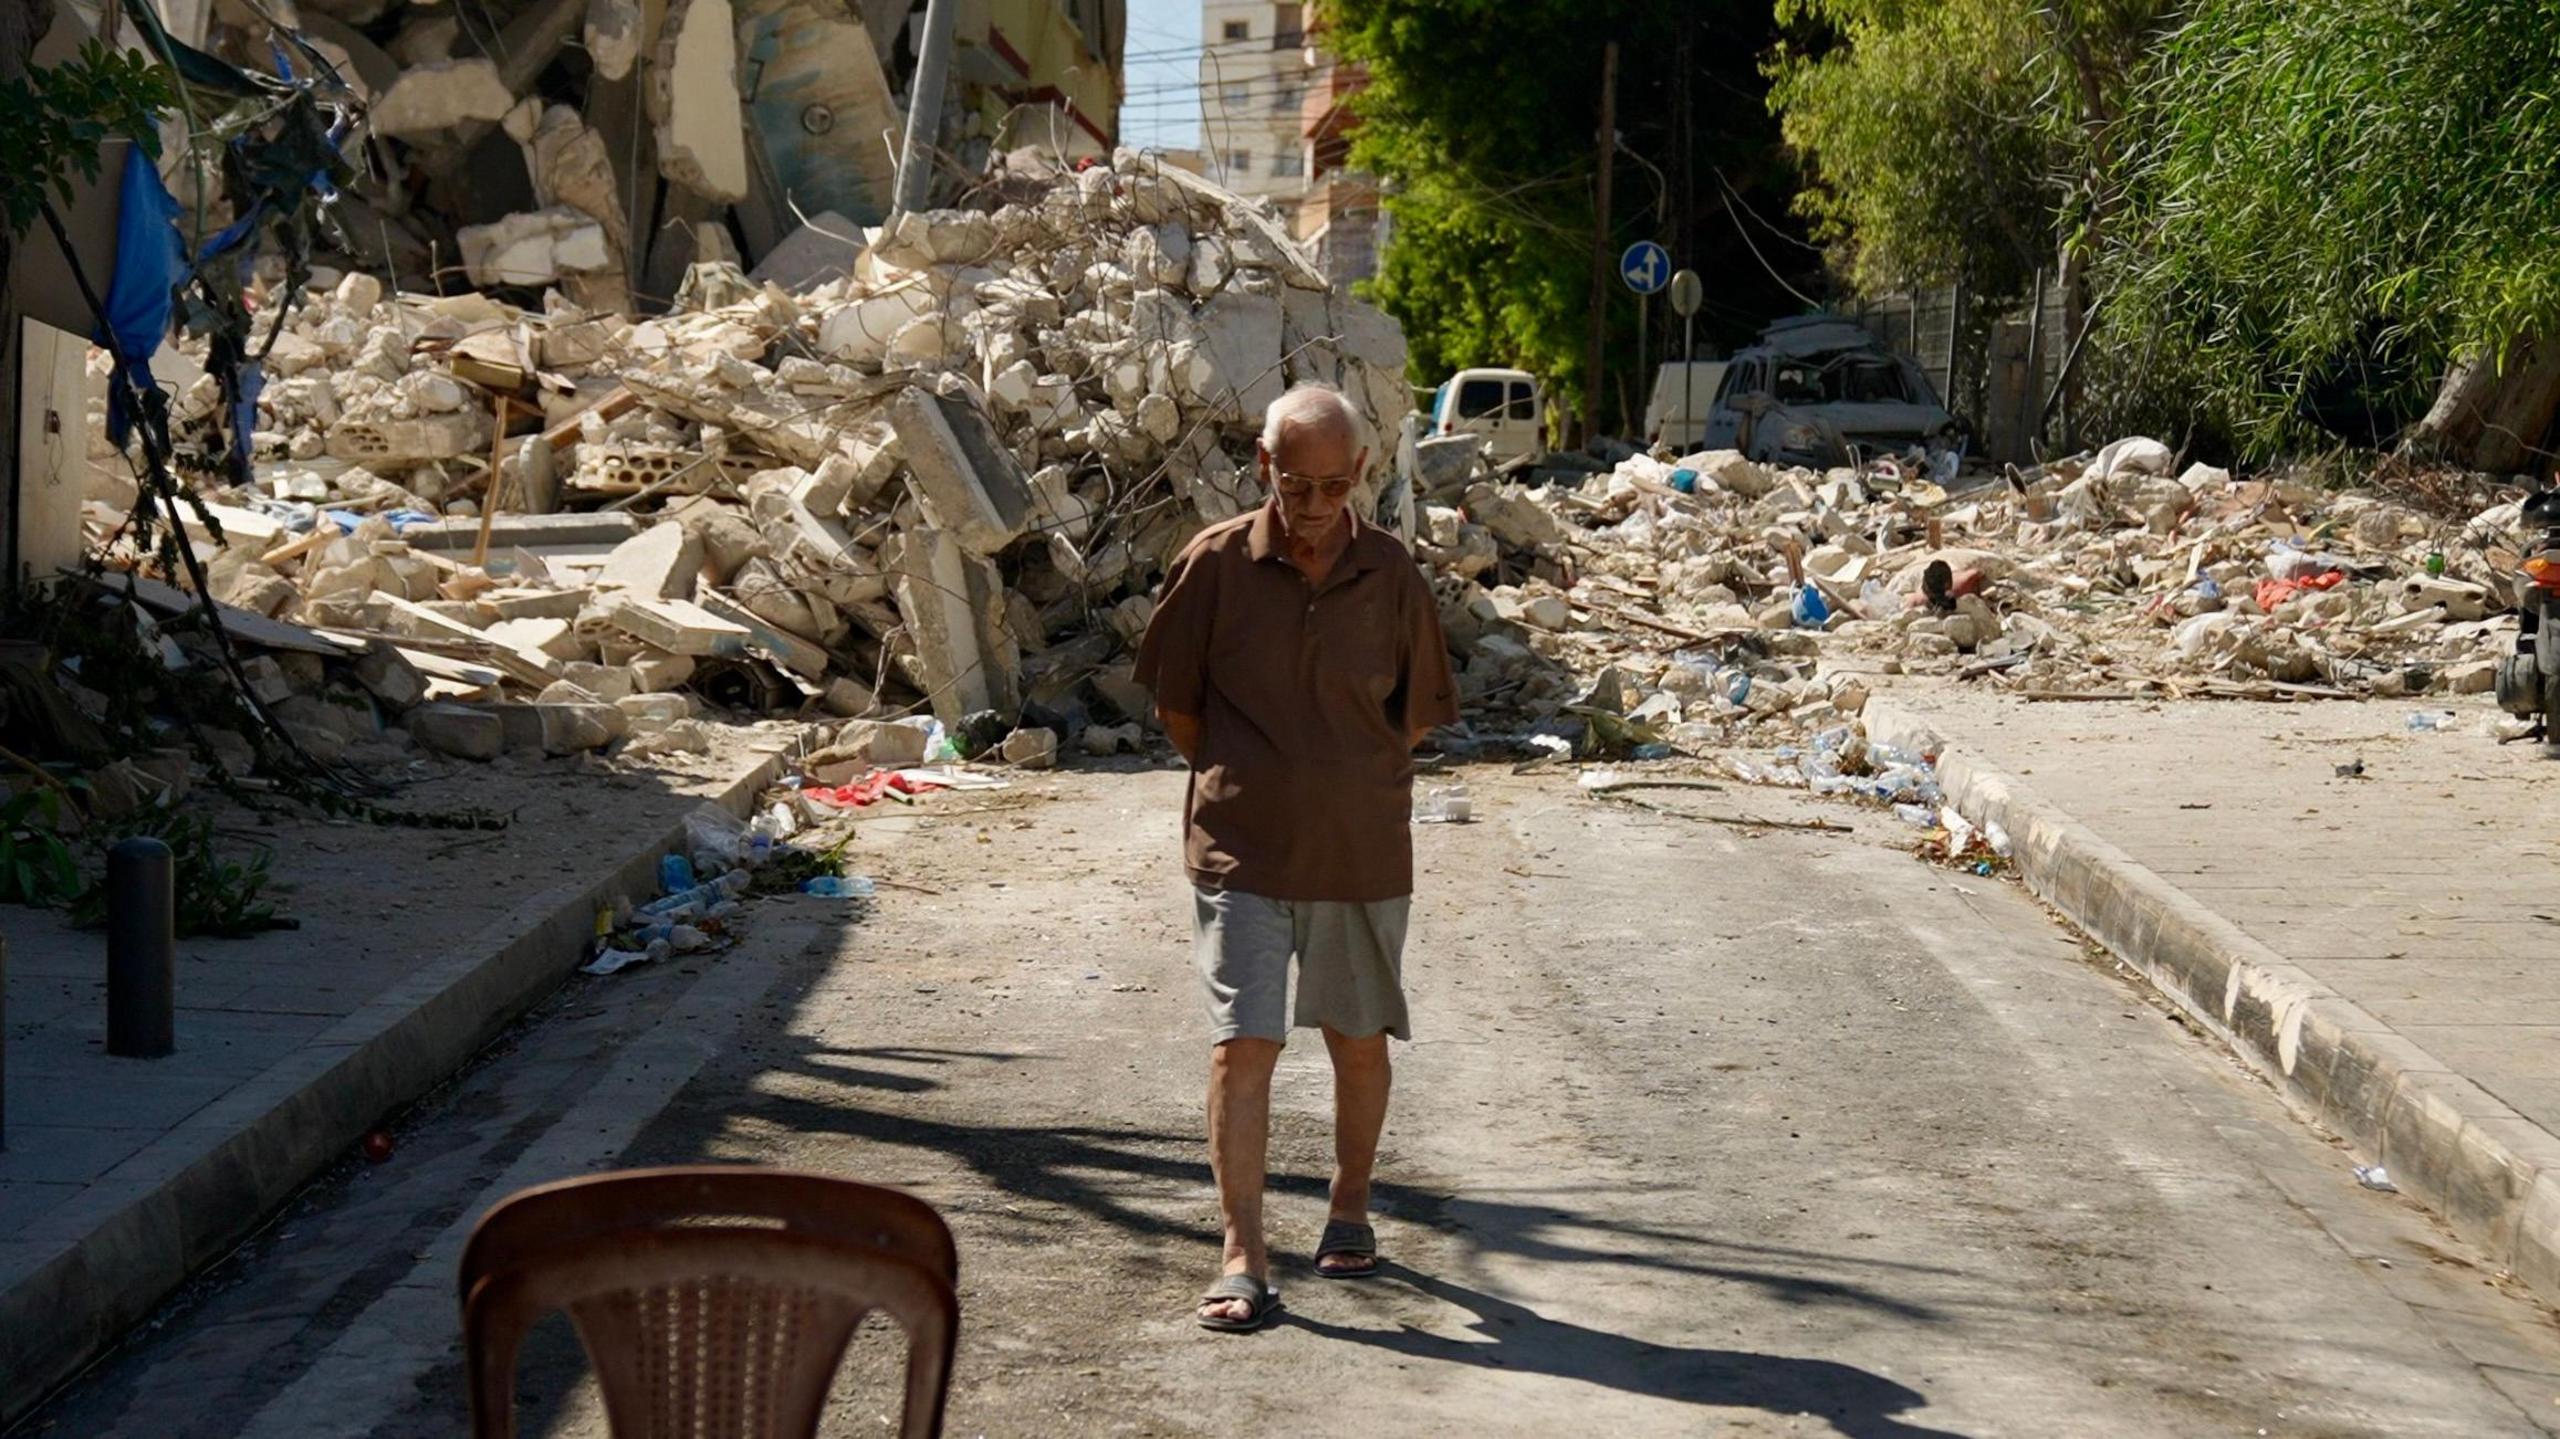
[106,837,175,1058]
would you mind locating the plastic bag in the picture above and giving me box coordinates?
[683,804,752,873]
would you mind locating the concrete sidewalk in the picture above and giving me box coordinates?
[0,735,791,1423]
[1866,684,2560,1307]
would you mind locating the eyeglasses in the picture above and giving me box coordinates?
[1273,469,1358,501]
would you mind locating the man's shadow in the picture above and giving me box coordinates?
[1279,1263,1970,1439]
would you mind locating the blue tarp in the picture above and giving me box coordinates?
[95,146,187,448]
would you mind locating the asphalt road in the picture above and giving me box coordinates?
[22,763,2560,1438]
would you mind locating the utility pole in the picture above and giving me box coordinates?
[1580,38,1618,447]
[1672,16,1694,275]
[889,0,957,223]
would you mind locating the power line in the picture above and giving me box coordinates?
[1713,166,1823,255]
[1717,186,1824,309]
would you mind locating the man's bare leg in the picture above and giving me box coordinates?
[1318,1025,1391,1276]
[1203,1036,1283,1322]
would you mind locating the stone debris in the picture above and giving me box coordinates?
[1413,438,2535,759]
[80,154,1407,774]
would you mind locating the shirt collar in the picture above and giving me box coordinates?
[1246,500,1379,575]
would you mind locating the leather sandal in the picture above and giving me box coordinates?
[1197,1272,1280,1332]
[1314,1219,1378,1279]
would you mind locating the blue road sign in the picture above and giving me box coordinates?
[1620,240,1671,296]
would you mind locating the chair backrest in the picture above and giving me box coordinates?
[459,1167,959,1439]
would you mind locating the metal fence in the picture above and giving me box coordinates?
[1851,277,2072,467]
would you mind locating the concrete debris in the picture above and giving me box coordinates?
[87,155,1407,772]
[1415,434,2533,759]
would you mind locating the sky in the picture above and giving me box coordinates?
[1121,0,1203,152]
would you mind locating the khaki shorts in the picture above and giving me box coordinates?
[1191,886,1411,1044]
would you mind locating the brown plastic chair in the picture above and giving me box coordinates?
[459,1166,959,1439]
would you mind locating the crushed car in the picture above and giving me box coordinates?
[1699,316,1964,471]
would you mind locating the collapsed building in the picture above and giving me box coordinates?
[64,152,1407,781]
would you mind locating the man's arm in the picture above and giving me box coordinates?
[1161,707,1205,767]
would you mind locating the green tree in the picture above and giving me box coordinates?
[2104,0,2560,467]
[1766,0,2158,441]
[1325,0,1824,436]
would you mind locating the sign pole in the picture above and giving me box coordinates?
[1668,268,1703,450]
[1636,292,1649,438]
[1682,310,1697,444]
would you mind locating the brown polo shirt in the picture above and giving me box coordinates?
[1133,503,1460,903]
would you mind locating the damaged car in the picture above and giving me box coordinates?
[1699,316,1964,469]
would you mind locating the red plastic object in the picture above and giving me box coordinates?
[803,770,947,809]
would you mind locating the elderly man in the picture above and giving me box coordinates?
[1133,381,1459,1333]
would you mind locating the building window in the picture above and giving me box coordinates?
[1225,150,1253,175]
[1272,149,1305,178]
[1273,2,1302,48]
[1272,84,1302,113]
[1220,83,1252,109]
[1222,18,1248,40]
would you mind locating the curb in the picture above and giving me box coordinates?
[0,744,790,1424]
[1863,697,2560,1309]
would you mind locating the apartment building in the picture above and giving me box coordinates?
[1295,33,1380,286]
[1194,1,1380,284]
[1197,2,1316,232]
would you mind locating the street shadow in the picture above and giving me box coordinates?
[1280,1263,1970,1439]
[714,1039,1951,1324]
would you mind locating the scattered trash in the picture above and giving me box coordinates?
[2405,711,2459,732]
[1414,784,1474,823]
[2354,1164,2398,1193]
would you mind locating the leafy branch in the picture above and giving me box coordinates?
[0,38,171,239]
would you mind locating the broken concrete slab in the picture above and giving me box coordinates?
[400,512,645,552]
[594,522,707,599]
[405,702,506,759]
[600,593,754,656]
[695,588,832,678]
[748,212,865,290]
[371,57,514,136]
[887,387,1036,556]
[882,527,1019,721]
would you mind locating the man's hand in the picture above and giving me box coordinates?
[1161,708,1205,767]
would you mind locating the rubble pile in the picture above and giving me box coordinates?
[1415,435,2530,753]
[83,153,1408,768]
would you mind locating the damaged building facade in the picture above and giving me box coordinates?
[228,0,1129,301]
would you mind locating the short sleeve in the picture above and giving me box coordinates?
[1134,541,1217,717]
[1391,564,1461,734]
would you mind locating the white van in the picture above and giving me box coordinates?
[1645,361,1729,451]
[1430,368,1545,464]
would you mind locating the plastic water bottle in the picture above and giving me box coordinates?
[638,869,752,920]
[1792,585,1831,628]
[801,874,878,899]
[2405,711,2457,733]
